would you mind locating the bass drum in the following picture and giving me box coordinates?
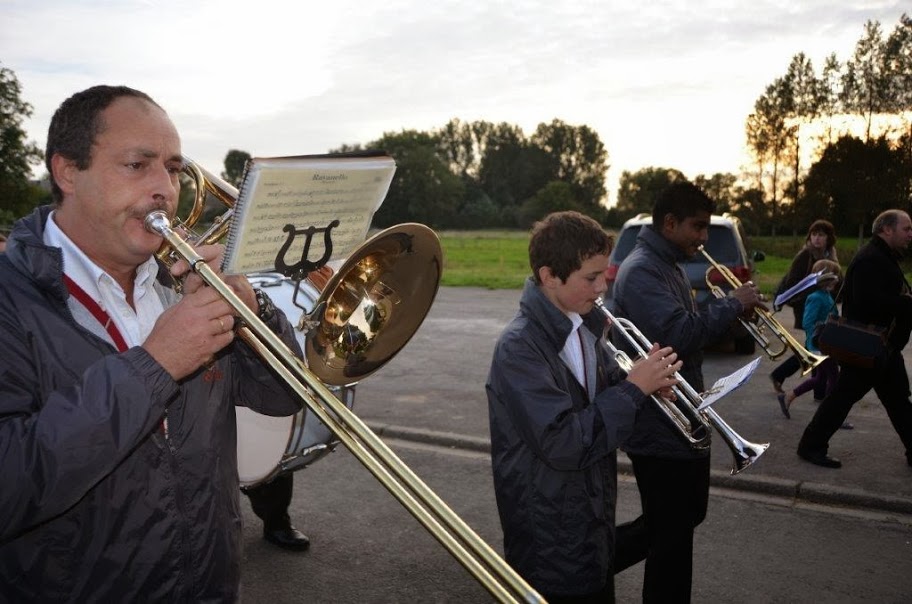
[236,272,355,488]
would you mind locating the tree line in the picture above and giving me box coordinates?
[744,14,912,237]
[1,14,910,237]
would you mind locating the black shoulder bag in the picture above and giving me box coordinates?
[813,277,892,370]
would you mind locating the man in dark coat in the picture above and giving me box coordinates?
[487,211,682,603]
[797,209,912,469]
[611,182,763,603]
[0,85,302,601]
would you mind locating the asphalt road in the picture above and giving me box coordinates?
[238,286,912,603]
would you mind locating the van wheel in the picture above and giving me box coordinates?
[734,334,756,355]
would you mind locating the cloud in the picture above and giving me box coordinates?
[2,0,909,203]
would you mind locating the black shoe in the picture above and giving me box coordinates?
[264,526,311,551]
[797,449,842,469]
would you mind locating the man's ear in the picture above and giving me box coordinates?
[50,154,78,198]
[660,213,677,236]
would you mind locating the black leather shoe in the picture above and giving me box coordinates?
[797,449,842,469]
[264,526,310,551]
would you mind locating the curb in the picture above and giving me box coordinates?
[367,422,912,517]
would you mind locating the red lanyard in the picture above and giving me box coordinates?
[63,274,170,437]
[63,274,129,352]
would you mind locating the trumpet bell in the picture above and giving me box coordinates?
[305,223,443,386]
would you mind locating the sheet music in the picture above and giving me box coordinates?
[222,154,396,275]
[773,270,835,310]
[696,357,761,411]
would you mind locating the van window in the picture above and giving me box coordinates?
[703,226,739,263]
[611,225,643,263]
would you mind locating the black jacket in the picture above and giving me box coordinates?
[842,235,912,351]
[486,279,644,596]
[0,207,302,602]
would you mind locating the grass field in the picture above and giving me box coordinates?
[438,230,897,292]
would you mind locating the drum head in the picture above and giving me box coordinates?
[236,407,294,486]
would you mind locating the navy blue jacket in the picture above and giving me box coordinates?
[0,207,302,602]
[612,226,742,459]
[486,279,644,596]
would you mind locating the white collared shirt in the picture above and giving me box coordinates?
[559,312,586,389]
[44,211,166,348]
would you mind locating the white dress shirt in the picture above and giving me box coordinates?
[44,211,166,348]
[559,312,587,390]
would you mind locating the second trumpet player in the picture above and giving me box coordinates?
[610,182,765,602]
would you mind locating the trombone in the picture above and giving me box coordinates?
[700,246,827,376]
[146,161,544,604]
[594,299,769,475]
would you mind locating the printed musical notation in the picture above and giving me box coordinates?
[222,153,396,275]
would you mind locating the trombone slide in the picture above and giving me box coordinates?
[144,211,543,604]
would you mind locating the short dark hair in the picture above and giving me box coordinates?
[45,85,161,203]
[651,181,715,228]
[806,219,836,249]
[529,211,613,284]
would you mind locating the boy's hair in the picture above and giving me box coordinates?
[45,85,161,204]
[529,211,613,284]
[811,259,841,285]
[806,219,836,249]
[651,181,716,228]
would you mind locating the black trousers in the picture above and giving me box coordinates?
[617,455,710,604]
[798,352,912,458]
[542,579,614,604]
[243,472,294,531]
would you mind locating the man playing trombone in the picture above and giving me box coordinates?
[0,85,303,601]
[611,182,763,603]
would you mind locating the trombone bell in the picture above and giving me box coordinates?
[305,224,442,386]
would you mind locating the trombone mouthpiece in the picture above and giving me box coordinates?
[144,211,171,236]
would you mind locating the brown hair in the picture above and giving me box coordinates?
[811,259,841,286]
[529,211,613,284]
[806,219,836,249]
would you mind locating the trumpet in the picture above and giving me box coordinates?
[594,299,769,475]
[700,246,827,375]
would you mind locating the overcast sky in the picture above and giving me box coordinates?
[1,0,908,205]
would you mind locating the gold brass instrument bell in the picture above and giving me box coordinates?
[146,160,545,604]
[700,246,827,376]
